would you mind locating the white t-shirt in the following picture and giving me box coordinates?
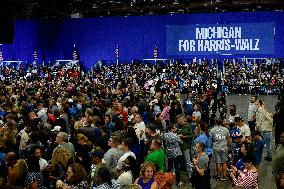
[116,151,136,170]
[39,158,48,171]
[134,122,146,141]
[238,124,251,141]
[248,103,257,121]
[37,108,48,123]
[117,170,133,187]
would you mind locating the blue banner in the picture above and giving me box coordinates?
[166,23,275,56]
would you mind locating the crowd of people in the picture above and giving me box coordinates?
[1,58,283,95]
[223,58,283,94]
[0,60,283,189]
[0,62,81,81]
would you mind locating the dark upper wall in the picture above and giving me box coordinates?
[2,11,284,69]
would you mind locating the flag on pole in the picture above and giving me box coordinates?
[0,46,3,63]
[115,45,119,66]
[242,55,246,63]
[115,45,119,59]
[73,44,79,60]
[154,45,158,61]
[223,59,226,75]
[33,50,38,61]
[42,52,46,67]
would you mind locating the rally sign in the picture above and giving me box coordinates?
[166,23,275,55]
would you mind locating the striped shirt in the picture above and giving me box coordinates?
[161,105,171,121]
[233,169,258,189]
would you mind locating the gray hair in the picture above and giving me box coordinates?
[131,106,138,113]
[57,132,68,142]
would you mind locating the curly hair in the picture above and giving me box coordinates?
[26,155,40,172]
[68,163,88,182]
[74,120,84,130]
[76,133,92,145]
[97,166,113,186]
[125,155,139,180]
[139,162,155,178]
[7,159,28,187]
[51,147,71,168]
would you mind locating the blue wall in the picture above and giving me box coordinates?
[2,11,284,69]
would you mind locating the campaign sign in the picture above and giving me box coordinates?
[166,23,275,55]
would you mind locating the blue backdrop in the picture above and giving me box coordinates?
[166,23,275,55]
[2,11,284,69]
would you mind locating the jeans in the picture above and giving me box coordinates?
[263,131,272,159]
[167,155,183,184]
[182,149,192,178]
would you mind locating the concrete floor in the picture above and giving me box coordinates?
[225,94,278,119]
[173,158,275,189]
[172,94,279,189]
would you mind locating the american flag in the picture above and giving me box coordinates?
[154,45,158,60]
[73,44,79,60]
[33,50,38,61]
[0,47,3,62]
[115,45,119,59]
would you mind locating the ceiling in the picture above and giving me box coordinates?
[11,0,284,20]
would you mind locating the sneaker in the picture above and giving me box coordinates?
[220,177,229,181]
[212,175,220,180]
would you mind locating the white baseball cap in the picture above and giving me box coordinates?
[51,126,61,132]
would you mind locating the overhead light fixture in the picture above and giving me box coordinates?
[173,0,179,5]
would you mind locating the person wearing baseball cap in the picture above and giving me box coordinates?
[51,126,61,132]
[88,148,108,188]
